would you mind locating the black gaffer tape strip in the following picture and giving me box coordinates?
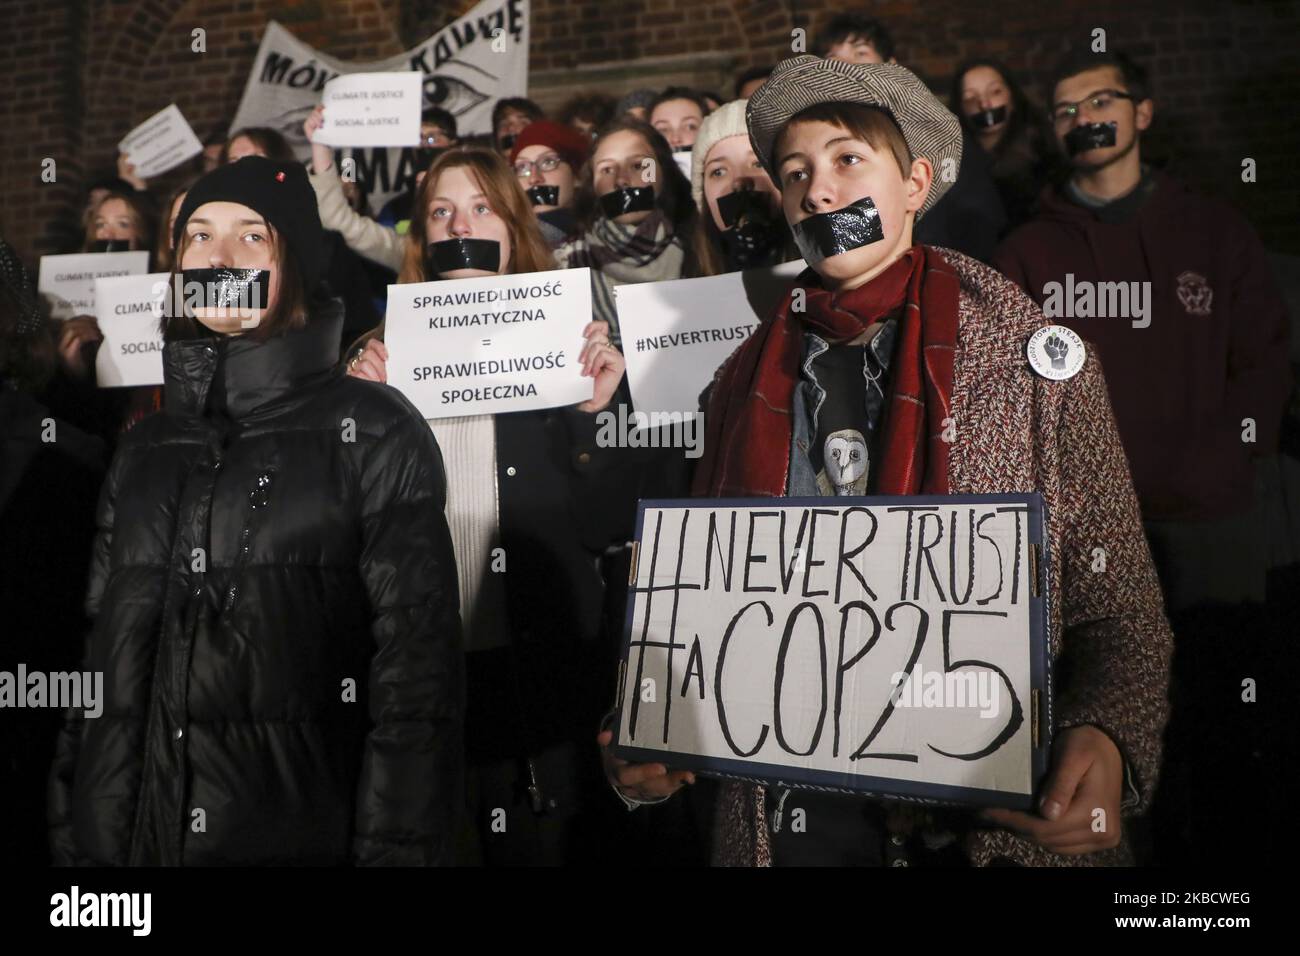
[426,238,501,275]
[791,195,884,266]
[526,185,561,207]
[1064,121,1118,155]
[716,189,774,229]
[598,186,656,218]
[90,239,133,253]
[970,105,1009,129]
[179,268,271,309]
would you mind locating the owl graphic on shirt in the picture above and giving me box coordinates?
[816,428,868,497]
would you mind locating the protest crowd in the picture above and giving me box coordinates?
[2,7,1296,871]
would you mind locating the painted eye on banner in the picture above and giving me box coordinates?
[269,105,317,146]
[422,75,489,116]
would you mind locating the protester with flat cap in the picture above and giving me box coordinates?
[48,155,465,866]
[600,55,1173,867]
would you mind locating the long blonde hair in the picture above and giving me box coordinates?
[399,146,556,283]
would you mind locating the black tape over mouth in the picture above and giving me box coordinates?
[1064,122,1118,156]
[970,106,1008,129]
[527,185,561,207]
[716,190,774,230]
[598,186,656,219]
[791,196,884,266]
[179,268,271,309]
[90,239,133,253]
[425,238,501,276]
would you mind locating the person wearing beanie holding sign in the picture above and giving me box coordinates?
[508,119,591,248]
[688,98,797,277]
[47,156,465,866]
[599,56,1173,867]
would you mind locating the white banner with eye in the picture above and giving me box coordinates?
[228,2,530,212]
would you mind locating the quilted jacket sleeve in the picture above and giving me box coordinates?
[352,408,465,865]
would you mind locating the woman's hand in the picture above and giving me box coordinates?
[980,724,1124,855]
[576,320,624,414]
[303,104,335,176]
[596,729,694,802]
[116,152,147,191]
[57,315,104,378]
[346,338,388,383]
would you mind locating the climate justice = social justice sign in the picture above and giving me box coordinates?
[384,267,594,418]
[612,494,1053,809]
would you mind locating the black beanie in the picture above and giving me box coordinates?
[172,156,329,293]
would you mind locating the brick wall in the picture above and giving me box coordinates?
[2,0,1297,267]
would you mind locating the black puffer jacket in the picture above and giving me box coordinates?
[48,301,464,866]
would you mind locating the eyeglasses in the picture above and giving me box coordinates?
[513,154,565,178]
[1052,89,1135,124]
[419,131,451,148]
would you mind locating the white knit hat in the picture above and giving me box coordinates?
[690,98,752,208]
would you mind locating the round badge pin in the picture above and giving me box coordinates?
[1026,325,1085,381]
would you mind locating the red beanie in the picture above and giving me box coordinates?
[509,120,591,172]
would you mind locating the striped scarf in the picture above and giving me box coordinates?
[559,210,685,346]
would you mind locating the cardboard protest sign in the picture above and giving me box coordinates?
[615,259,806,420]
[385,268,594,419]
[315,72,424,148]
[228,2,529,211]
[612,494,1052,809]
[118,104,203,179]
[38,251,151,320]
[93,273,168,388]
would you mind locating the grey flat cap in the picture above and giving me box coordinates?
[746,55,962,218]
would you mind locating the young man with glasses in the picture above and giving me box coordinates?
[994,50,1291,863]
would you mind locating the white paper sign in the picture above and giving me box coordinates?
[615,259,806,419]
[315,72,424,147]
[118,104,204,179]
[613,495,1050,808]
[38,251,151,320]
[228,2,530,211]
[386,267,594,419]
[94,273,169,388]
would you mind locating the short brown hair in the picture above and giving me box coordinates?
[163,218,312,342]
[775,101,913,181]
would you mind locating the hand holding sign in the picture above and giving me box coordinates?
[577,320,624,413]
[57,316,104,379]
[981,725,1123,855]
[354,314,622,413]
[596,729,695,802]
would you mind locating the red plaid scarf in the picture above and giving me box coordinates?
[693,245,960,497]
